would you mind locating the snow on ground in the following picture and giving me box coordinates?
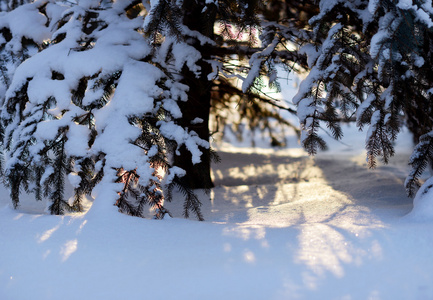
[0,69,431,299]
[1,123,433,300]
[1,75,433,299]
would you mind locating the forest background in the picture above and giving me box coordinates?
[1,1,433,299]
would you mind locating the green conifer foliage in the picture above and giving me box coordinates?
[144,0,303,188]
[0,0,207,219]
[5,0,433,218]
[260,0,433,197]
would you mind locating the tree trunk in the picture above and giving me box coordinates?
[173,0,215,189]
[174,63,213,189]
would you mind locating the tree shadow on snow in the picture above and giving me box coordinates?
[206,149,414,240]
[205,151,314,223]
[313,153,414,221]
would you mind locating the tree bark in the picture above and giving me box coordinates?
[173,0,215,189]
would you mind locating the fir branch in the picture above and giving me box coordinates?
[166,176,204,221]
[406,132,433,197]
[144,0,183,43]
[47,133,70,215]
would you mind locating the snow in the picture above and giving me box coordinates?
[191,117,204,124]
[397,0,413,10]
[414,8,433,28]
[406,177,433,222]
[1,1,433,299]
[1,1,213,220]
[157,120,208,164]
[171,42,202,75]
[0,2,52,47]
[299,44,320,68]
[1,108,433,299]
[366,110,381,143]
[368,0,380,14]
[67,172,81,189]
[242,38,279,92]
[370,29,388,59]
[356,93,375,122]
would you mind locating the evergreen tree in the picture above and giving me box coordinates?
[0,0,206,219]
[144,0,304,189]
[253,0,433,199]
[8,0,433,219]
[0,0,31,11]
[0,0,298,219]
